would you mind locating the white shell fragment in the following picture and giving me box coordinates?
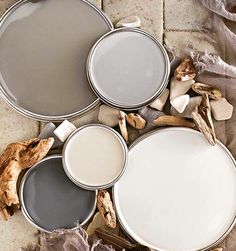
[171,96,202,118]
[115,15,141,28]
[150,89,169,111]
[53,120,77,142]
[210,98,233,121]
[98,104,120,127]
[170,95,190,113]
[170,77,195,100]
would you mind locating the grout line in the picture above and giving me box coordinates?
[165,29,205,32]
[162,0,165,44]
[101,0,104,11]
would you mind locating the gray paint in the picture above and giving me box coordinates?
[0,0,112,121]
[87,28,170,110]
[20,155,96,232]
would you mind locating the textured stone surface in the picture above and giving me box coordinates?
[165,0,211,30]
[0,211,39,251]
[165,31,219,57]
[103,0,164,42]
[0,97,39,154]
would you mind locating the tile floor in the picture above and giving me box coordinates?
[0,0,225,250]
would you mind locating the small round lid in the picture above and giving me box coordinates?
[87,28,170,110]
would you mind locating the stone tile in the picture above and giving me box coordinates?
[0,211,39,251]
[0,97,39,154]
[165,0,211,30]
[89,0,102,8]
[0,0,18,16]
[165,31,219,57]
[103,0,164,42]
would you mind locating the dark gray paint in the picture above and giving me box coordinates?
[21,156,96,232]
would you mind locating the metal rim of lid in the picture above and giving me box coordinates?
[62,124,129,190]
[19,154,97,233]
[112,127,236,251]
[87,27,170,110]
[0,0,113,122]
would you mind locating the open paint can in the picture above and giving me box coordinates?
[87,28,170,110]
[20,155,97,233]
[62,124,128,190]
[113,128,236,251]
[0,0,112,121]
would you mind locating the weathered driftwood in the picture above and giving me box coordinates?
[192,82,222,100]
[97,190,116,229]
[0,137,54,220]
[118,111,128,143]
[191,93,216,145]
[174,57,196,81]
[153,115,195,128]
[126,113,146,129]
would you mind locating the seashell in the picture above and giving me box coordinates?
[210,98,233,121]
[150,89,169,111]
[191,93,216,146]
[118,111,128,143]
[174,57,196,81]
[126,113,146,129]
[115,15,141,28]
[98,105,120,127]
[170,94,190,113]
[192,82,222,100]
[153,115,195,128]
[170,77,195,100]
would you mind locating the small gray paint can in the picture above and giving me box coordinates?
[87,28,170,110]
[20,155,97,233]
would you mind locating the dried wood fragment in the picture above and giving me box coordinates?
[126,113,146,129]
[97,190,116,228]
[174,57,196,81]
[118,111,128,143]
[210,248,223,251]
[153,115,195,128]
[192,82,222,100]
[0,137,54,220]
[191,93,216,145]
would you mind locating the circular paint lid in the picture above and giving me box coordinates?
[0,0,112,121]
[63,124,128,190]
[113,128,236,251]
[20,155,96,232]
[87,28,170,110]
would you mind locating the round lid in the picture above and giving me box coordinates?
[113,128,236,251]
[63,124,128,190]
[0,0,112,121]
[87,28,170,110]
[20,155,96,232]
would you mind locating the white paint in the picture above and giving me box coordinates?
[64,126,126,187]
[89,29,169,108]
[114,128,236,251]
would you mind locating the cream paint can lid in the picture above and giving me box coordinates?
[87,28,170,110]
[62,124,128,190]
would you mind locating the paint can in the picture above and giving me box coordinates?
[0,0,113,121]
[62,124,128,190]
[20,155,97,233]
[113,128,236,251]
[87,28,170,110]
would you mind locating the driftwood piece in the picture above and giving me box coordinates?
[0,137,54,220]
[191,93,216,145]
[118,111,128,143]
[153,115,195,128]
[174,57,196,81]
[192,82,222,100]
[97,190,116,229]
[126,113,146,129]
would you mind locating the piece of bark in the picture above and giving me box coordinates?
[118,111,128,143]
[191,93,216,145]
[153,115,195,128]
[174,57,196,81]
[192,82,222,100]
[97,190,116,229]
[126,113,146,129]
[0,137,54,220]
